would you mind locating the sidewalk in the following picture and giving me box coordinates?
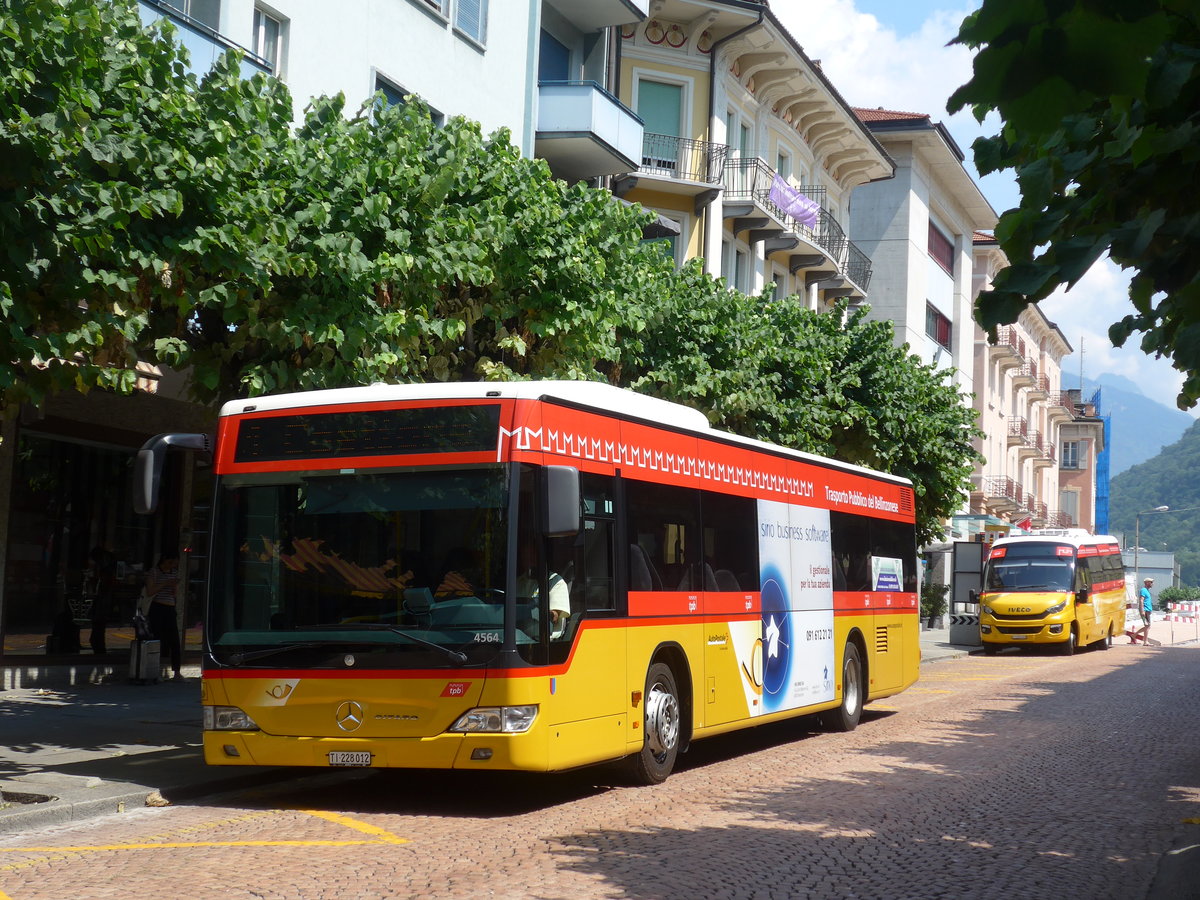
[0,627,1003,835]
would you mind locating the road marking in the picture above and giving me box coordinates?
[299,809,409,844]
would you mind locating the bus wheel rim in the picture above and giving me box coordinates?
[646,683,679,757]
[844,656,861,715]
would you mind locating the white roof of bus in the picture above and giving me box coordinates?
[993,530,1121,549]
[220,380,911,486]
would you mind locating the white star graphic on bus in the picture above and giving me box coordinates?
[765,615,781,659]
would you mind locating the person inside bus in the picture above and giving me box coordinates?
[516,539,570,639]
[1136,577,1154,644]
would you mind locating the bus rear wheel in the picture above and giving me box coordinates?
[821,642,864,732]
[628,662,680,785]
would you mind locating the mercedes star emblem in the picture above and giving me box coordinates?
[335,700,365,732]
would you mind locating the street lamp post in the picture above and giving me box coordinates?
[1134,506,1170,588]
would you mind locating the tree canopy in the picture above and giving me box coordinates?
[2,0,982,542]
[949,0,1200,410]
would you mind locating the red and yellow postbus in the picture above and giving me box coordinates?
[136,381,919,783]
[977,529,1127,656]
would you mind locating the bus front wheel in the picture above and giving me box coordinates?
[628,662,680,785]
[821,642,864,732]
[1059,628,1077,656]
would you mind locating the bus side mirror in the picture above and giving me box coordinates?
[968,589,979,604]
[541,465,580,538]
[133,433,211,515]
[1076,588,1090,603]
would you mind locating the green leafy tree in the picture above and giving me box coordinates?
[1,0,656,407]
[948,1,1200,409]
[619,287,983,545]
[1158,585,1200,608]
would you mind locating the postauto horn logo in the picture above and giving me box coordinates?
[759,565,792,711]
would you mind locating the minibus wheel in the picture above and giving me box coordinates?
[982,642,999,656]
[1059,628,1077,656]
[821,642,863,732]
[628,662,680,785]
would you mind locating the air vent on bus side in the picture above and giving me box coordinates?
[875,626,889,654]
[899,488,914,513]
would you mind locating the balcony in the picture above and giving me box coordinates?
[1046,391,1076,423]
[988,326,1024,369]
[980,476,1021,513]
[1048,510,1075,528]
[535,81,643,183]
[1032,499,1049,524]
[1028,373,1050,400]
[139,0,271,77]
[614,133,730,204]
[724,159,844,270]
[1011,360,1038,389]
[544,0,648,32]
[1031,430,1055,468]
[1006,416,1029,448]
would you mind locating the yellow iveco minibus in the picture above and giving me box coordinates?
[977,529,1127,655]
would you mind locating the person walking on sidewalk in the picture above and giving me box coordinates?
[145,556,183,680]
[1136,577,1154,645]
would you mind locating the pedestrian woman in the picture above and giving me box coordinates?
[145,556,183,680]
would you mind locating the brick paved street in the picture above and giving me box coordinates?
[2,644,1198,900]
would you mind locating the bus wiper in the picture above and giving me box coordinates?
[228,642,329,665]
[313,623,469,665]
[355,624,468,667]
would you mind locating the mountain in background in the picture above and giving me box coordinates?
[1109,419,1200,586]
[1076,373,1193,475]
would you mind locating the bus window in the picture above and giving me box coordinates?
[580,474,616,612]
[626,479,700,592]
[700,490,759,591]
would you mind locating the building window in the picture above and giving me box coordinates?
[925,303,952,351]
[928,221,954,274]
[776,148,791,180]
[1059,489,1079,525]
[539,30,571,81]
[455,0,487,45]
[420,0,448,14]
[162,0,220,29]
[252,8,282,72]
[374,75,443,125]
[1061,440,1081,469]
[735,248,749,292]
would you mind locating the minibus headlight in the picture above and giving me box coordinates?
[203,706,259,731]
[450,705,538,734]
[1045,599,1068,615]
[981,604,995,616]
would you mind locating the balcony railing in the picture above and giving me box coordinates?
[995,326,1024,356]
[843,240,873,291]
[639,132,729,184]
[1007,416,1029,440]
[982,475,1022,506]
[725,159,848,263]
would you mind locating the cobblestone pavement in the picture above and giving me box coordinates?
[2,644,1198,900]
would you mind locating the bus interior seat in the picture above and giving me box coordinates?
[714,568,739,591]
[629,544,662,591]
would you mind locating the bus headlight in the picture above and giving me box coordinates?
[981,604,995,616]
[1045,599,1068,615]
[450,706,538,734]
[204,706,260,731]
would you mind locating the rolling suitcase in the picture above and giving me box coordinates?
[129,639,161,684]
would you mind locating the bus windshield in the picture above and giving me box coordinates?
[983,542,1075,593]
[207,465,518,668]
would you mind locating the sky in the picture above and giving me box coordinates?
[771,0,1194,416]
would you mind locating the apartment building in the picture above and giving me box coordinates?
[847,109,997,400]
[611,1,891,305]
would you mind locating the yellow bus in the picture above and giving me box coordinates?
[136,381,920,783]
[977,529,1126,656]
